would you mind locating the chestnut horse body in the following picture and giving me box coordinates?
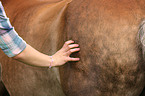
[60,0,145,96]
[0,0,144,96]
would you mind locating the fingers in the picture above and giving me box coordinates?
[62,40,74,49]
[66,48,80,55]
[65,40,74,44]
[62,40,80,62]
[70,48,80,53]
[62,40,79,51]
[69,44,79,49]
[67,57,80,61]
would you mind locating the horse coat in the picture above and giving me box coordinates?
[0,0,145,96]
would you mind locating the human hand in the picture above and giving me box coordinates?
[52,40,80,67]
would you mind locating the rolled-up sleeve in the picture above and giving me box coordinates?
[0,2,26,57]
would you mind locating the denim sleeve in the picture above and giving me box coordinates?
[0,2,26,57]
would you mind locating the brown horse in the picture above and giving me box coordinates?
[59,0,145,96]
[0,0,144,96]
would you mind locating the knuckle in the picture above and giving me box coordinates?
[68,50,72,53]
[65,42,68,45]
[65,58,68,62]
[68,45,71,49]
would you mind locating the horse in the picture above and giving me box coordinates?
[0,0,144,96]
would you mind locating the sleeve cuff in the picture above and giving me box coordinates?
[0,28,27,57]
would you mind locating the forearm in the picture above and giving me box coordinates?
[13,44,52,67]
[12,40,80,67]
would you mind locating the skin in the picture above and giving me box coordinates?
[13,41,80,67]
[59,0,145,96]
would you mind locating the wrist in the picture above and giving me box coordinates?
[49,56,54,68]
